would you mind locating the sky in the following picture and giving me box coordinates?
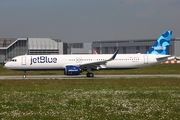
[0,0,180,43]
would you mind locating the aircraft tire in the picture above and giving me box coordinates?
[86,73,94,77]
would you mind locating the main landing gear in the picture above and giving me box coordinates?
[86,68,94,77]
[86,72,94,77]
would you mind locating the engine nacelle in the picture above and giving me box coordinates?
[64,65,80,75]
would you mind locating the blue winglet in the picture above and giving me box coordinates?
[107,49,119,61]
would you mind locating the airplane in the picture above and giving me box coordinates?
[4,31,173,78]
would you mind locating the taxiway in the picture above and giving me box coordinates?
[0,74,180,80]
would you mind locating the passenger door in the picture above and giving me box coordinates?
[144,55,148,64]
[21,56,26,65]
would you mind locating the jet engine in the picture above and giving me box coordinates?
[64,65,80,75]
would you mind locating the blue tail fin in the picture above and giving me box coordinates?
[146,31,172,55]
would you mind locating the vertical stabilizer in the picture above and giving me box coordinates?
[146,31,172,55]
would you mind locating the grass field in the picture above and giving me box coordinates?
[1,64,180,119]
[0,78,180,119]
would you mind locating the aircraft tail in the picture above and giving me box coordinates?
[93,50,98,54]
[146,31,172,55]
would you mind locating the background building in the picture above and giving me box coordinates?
[0,38,67,63]
[1,37,180,64]
[92,38,180,56]
[68,42,92,54]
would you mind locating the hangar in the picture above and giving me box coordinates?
[92,38,180,55]
[0,38,67,63]
[68,38,180,56]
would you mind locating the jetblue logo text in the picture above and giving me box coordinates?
[30,56,57,65]
[154,46,166,50]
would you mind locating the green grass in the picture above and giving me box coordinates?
[1,63,180,76]
[0,78,180,119]
[1,64,180,119]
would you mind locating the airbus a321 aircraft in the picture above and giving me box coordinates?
[4,31,173,78]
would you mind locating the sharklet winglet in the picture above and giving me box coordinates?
[107,49,119,61]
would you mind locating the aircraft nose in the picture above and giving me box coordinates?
[4,63,7,68]
[4,62,10,69]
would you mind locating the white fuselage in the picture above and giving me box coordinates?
[4,54,170,71]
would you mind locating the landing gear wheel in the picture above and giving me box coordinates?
[86,73,94,77]
[89,73,94,77]
[23,71,26,78]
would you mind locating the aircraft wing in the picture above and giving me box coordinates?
[79,49,119,69]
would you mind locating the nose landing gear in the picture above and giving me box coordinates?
[23,71,26,78]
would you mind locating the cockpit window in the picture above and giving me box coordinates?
[10,59,17,62]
